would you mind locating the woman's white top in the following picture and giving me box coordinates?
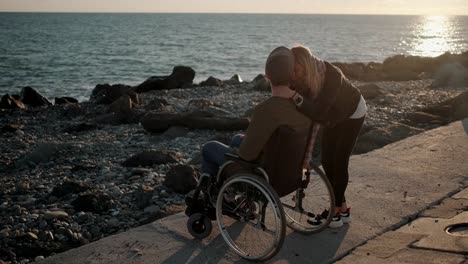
[349,95,367,119]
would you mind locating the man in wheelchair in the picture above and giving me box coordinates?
[185,47,334,262]
[200,46,311,185]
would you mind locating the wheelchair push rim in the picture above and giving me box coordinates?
[215,174,286,262]
[281,165,335,234]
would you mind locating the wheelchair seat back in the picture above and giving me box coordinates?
[260,125,310,197]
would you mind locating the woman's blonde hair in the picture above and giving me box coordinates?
[291,45,326,99]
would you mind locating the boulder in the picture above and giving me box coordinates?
[447,90,468,120]
[422,90,468,120]
[122,150,181,167]
[20,87,52,107]
[199,76,223,87]
[432,63,468,88]
[164,165,198,194]
[134,185,154,209]
[51,181,91,198]
[170,66,196,87]
[357,83,384,100]
[134,66,195,93]
[382,55,429,81]
[134,77,169,93]
[54,97,79,105]
[354,123,424,154]
[90,84,138,105]
[252,74,271,91]
[224,74,243,85]
[71,193,114,213]
[0,94,26,109]
[333,62,366,80]
[108,95,133,114]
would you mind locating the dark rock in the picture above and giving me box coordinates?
[134,77,169,93]
[95,110,143,125]
[122,150,181,167]
[446,90,468,120]
[1,124,22,133]
[0,247,16,262]
[164,165,198,194]
[357,83,385,100]
[354,123,424,154]
[0,94,26,109]
[71,193,114,213]
[108,95,134,114]
[252,74,271,91]
[140,112,178,133]
[170,66,196,87]
[134,185,154,209]
[161,126,190,139]
[44,211,69,220]
[382,55,427,81]
[134,66,195,93]
[423,89,468,120]
[405,112,448,125]
[145,98,169,111]
[61,103,85,118]
[63,122,98,133]
[333,62,366,80]
[55,97,79,105]
[187,99,215,111]
[51,181,91,198]
[225,74,243,85]
[432,63,468,88]
[16,142,73,167]
[90,84,138,105]
[21,86,52,107]
[199,76,223,87]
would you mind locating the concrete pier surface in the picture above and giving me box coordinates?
[39,121,468,264]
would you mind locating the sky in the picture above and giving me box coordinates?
[0,0,467,15]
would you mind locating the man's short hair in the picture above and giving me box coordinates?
[265,46,295,86]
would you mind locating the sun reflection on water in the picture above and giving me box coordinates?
[407,15,461,57]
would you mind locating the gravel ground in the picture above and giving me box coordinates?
[0,78,466,263]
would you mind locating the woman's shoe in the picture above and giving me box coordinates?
[307,210,343,228]
[340,207,352,224]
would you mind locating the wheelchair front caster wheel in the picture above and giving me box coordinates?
[187,213,212,239]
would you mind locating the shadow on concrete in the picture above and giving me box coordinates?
[161,218,349,264]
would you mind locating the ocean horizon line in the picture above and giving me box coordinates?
[0,11,466,17]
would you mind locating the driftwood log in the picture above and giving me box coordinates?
[141,112,249,133]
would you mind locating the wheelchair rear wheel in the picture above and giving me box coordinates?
[216,174,286,262]
[281,165,335,234]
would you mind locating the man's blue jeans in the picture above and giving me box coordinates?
[201,134,244,176]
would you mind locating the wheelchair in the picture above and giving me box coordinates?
[185,124,335,262]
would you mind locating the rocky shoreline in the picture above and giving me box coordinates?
[1,52,468,263]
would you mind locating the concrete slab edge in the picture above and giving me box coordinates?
[331,183,468,263]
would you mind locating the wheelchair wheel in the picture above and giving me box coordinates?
[216,174,285,262]
[281,165,335,234]
[187,213,212,239]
